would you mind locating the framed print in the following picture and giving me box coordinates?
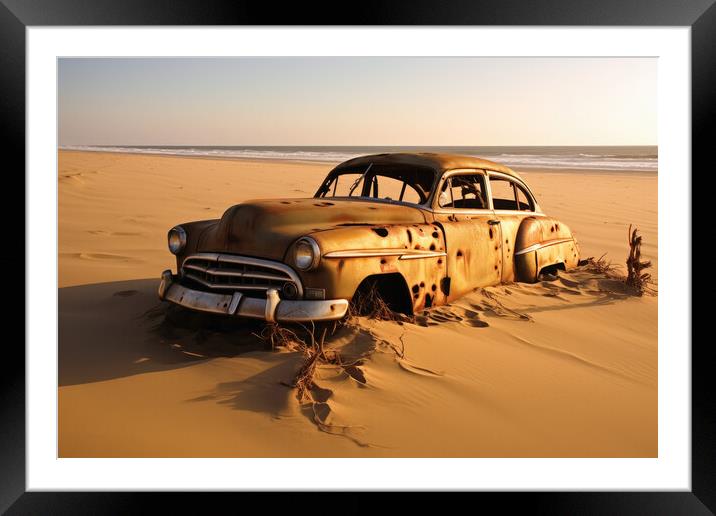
[4,0,710,512]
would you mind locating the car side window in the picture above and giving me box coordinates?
[515,183,534,211]
[373,175,422,203]
[438,174,488,209]
[489,177,519,210]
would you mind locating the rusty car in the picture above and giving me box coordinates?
[158,153,580,322]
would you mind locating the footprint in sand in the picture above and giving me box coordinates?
[87,230,143,237]
[59,173,85,184]
[312,402,332,423]
[460,318,489,328]
[342,365,367,385]
[70,252,142,263]
[471,292,533,321]
[113,290,138,297]
[415,305,489,328]
[413,315,439,327]
[309,384,334,402]
[121,215,151,225]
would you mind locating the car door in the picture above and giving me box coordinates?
[431,170,503,302]
[486,171,539,282]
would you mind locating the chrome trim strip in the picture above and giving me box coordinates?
[324,249,446,259]
[324,250,405,258]
[182,252,220,265]
[207,268,288,281]
[398,251,447,260]
[514,237,573,256]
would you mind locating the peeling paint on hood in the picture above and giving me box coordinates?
[197,198,429,260]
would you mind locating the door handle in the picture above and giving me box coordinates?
[488,219,501,225]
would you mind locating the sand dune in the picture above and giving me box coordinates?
[58,150,657,457]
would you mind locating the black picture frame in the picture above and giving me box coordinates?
[3,0,708,513]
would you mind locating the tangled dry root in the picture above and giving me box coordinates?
[255,323,302,351]
[348,283,415,326]
[582,253,618,275]
[349,284,397,320]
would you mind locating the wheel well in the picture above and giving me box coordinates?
[352,273,413,315]
[539,262,566,276]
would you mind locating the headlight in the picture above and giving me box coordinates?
[294,237,320,271]
[168,226,187,255]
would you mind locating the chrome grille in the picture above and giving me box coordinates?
[181,253,302,298]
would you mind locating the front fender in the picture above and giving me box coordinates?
[172,219,220,271]
[299,223,448,311]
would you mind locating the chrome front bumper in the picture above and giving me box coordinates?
[157,270,348,322]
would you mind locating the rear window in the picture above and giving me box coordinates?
[489,177,518,210]
[489,176,534,211]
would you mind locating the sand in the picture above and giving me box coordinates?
[58,150,657,457]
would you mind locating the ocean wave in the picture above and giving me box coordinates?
[61,146,658,172]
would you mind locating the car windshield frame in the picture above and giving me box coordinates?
[314,163,438,207]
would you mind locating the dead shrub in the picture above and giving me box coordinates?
[625,225,654,296]
[582,253,618,275]
[349,283,407,322]
[254,323,302,351]
[291,326,327,402]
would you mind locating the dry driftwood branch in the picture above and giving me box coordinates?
[625,224,653,296]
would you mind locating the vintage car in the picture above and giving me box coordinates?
[158,153,580,322]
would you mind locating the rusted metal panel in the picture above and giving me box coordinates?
[432,218,502,302]
[306,222,447,311]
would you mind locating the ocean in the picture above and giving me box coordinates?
[61,145,658,172]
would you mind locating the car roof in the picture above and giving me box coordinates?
[332,152,523,181]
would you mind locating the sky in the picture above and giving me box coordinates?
[58,57,657,147]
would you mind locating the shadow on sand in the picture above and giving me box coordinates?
[59,278,269,386]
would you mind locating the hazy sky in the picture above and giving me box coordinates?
[58,57,657,146]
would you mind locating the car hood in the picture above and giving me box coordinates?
[197,198,429,260]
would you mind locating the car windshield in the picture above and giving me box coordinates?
[314,163,436,205]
